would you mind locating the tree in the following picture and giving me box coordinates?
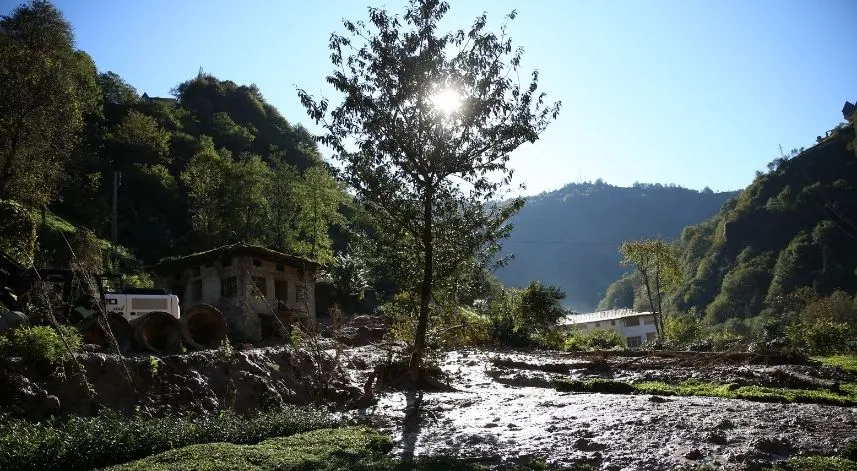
[98,71,139,105]
[619,239,683,335]
[519,281,566,332]
[0,1,96,208]
[299,0,560,379]
[288,163,349,263]
[106,110,171,167]
[181,142,231,245]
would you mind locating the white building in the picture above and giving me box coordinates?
[559,308,658,348]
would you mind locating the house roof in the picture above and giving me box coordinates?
[559,308,653,326]
[149,243,321,273]
[844,101,856,119]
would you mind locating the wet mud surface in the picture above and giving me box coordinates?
[345,348,857,470]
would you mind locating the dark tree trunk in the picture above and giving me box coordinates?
[410,186,433,383]
[654,259,663,336]
[640,266,658,336]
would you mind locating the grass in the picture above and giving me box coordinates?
[105,426,594,471]
[103,426,393,471]
[552,378,857,406]
[768,455,857,471]
[0,407,340,471]
[814,355,857,372]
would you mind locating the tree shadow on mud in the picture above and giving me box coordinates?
[399,389,423,466]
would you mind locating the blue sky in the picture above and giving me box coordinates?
[23,0,857,195]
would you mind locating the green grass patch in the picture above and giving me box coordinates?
[633,380,857,406]
[552,378,857,406]
[103,426,392,471]
[768,455,857,471]
[0,407,339,471]
[105,426,594,471]
[41,211,77,234]
[814,355,857,372]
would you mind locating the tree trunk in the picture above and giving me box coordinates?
[640,266,658,335]
[410,187,433,384]
[654,259,663,336]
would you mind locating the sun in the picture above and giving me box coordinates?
[431,87,462,115]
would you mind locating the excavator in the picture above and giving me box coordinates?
[0,250,227,354]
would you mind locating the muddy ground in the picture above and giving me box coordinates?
[2,313,856,470]
[340,346,857,471]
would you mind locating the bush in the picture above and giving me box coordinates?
[0,407,339,471]
[381,294,491,349]
[804,320,851,355]
[664,313,702,346]
[0,325,81,368]
[564,328,624,351]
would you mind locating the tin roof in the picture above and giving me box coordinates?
[559,308,653,326]
[149,243,320,273]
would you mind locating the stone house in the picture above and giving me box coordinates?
[151,243,320,343]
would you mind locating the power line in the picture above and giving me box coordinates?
[504,239,619,246]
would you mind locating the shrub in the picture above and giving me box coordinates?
[0,407,340,471]
[0,325,81,368]
[664,313,702,346]
[564,328,624,351]
[804,320,851,355]
[381,294,491,349]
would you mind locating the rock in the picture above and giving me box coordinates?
[575,437,606,451]
[707,431,728,445]
[649,395,669,403]
[82,344,104,353]
[715,419,735,430]
[684,448,704,460]
[753,436,793,456]
[0,310,29,335]
[354,326,372,346]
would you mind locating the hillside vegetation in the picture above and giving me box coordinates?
[0,0,349,271]
[496,181,736,311]
[600,119,857,347]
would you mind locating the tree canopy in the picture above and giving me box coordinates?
[299,0,560,377]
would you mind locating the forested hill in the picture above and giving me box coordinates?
[599,119,857,323]
[52,72,350,266]
[0,0,352,271]
[496,181,737,311]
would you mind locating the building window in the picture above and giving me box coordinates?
[276,263,284,272]
[626,336,643,348]
[624,317,640,327]
[274,279,288,302]
[253,259,262,267]
[610,319,616,326]
[251,276,267,298]
[188,279,202,302]
[595,321,600,328]
[221,277,237,297]
[644,316,656,325]
[222,257,232,267]
[190,266,201,278]
[646,332,657,342]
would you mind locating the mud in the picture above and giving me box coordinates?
[0,344,362,420]
[349,348,857,470]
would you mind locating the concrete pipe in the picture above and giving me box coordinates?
[180,304,227,350]
[79,313,133,354]
[133,311,182,354]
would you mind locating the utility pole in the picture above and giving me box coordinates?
[112,171,121,244]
